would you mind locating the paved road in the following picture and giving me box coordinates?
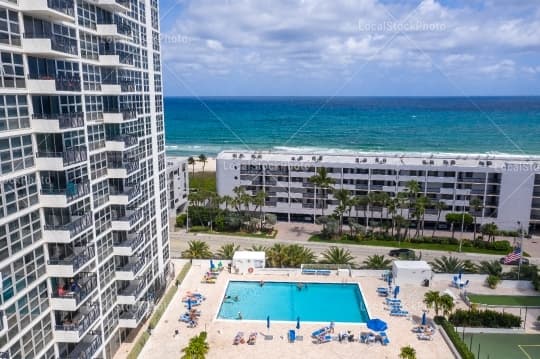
[169,230,540,266]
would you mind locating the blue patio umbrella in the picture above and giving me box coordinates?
[187,298,192,310]
[210,259,215,270]
[367,318,388,332]
[296,316,300,330]
[393,285,400,298]
[387,273,392,286]
[421,312,427,326]
[458,270,463,281]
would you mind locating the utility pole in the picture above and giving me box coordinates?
[459,207,466,252]
[517,221,524,280]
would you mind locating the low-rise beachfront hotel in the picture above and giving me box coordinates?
[217,151,540,232]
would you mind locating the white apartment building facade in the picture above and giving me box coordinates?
[166,157,188,216]
[0,0,170,358]
[217,151,540,233]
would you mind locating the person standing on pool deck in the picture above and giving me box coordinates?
[237,312,243,320]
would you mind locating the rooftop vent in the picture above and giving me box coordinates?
[450,160,456,165]
[382,158,386,163]
[429,160,434,165]
[422,160,428,165]
[291,157,296,161]
[298,156,303,160]
[355,158,359,163]
[232,153,237,158]
[312,156,316,161]
[239,154,244,159]
[318,155,323,161]
[375,157,379,163]
[258,154,262,159]
[362,158,367,163]
[479,161,485,166]
[251,154,256,159]
[443,160,449,165]
[486,161,492,166]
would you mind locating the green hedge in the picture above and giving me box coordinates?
[449,309,521,328]
[126,262,192,359]
[434,316,475,359]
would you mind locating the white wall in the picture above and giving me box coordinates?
[497,168,535,230]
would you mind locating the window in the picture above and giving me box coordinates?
[0,51,24,88]
[0,95,29,132]
[0,7,20,46]
[0,135,33,175]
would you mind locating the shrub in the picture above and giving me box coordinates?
[486,274,501,289]
[176,213,187,227]
[448,309,521,328]
[492,240,512,252]
[434,316,475,359]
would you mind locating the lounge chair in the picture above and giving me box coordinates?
[288,329,296,343]
[417,333,433,341]
[233,332,245,345]
[376,287,388,293]
[187,320,198,328]
[311,326,330,338]
[390,310,409,317]
[247,332,257,345]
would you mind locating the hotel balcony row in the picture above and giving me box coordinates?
[51,274,97,311]
[26,75,136,95]
[43,212,93,243]
[117,277,146,305]
[106,135,139,152]
[110,183,141,205]
[21,0,130,22]
[53,303,100,343]
[47,245,95,277]
[36,146,87,171]
[111,207,143,231]
[59,334,102,359]
[113,231,144,256]
[119,301,150,328]
[40,181,90,207]
[116,256,145,281]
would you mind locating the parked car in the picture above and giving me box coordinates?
[499,257,529,266]
[389,248,415,258]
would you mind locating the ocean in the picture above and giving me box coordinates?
[164,97,540,157]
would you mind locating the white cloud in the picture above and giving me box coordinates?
[479,60,516,76]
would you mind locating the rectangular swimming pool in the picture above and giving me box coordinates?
[217,281,370,323]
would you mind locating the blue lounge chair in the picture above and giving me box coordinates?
[317,334,332,343]
[390,310,409,317]
[288,329,296,343]
[311,326,330,338]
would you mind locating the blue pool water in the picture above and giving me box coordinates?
[217,281,370,323]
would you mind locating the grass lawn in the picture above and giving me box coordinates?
[464,333,540,359]
[189,226,277,239]
[189,171,216,193]
[467,294,540,307]
[308,235,510,255]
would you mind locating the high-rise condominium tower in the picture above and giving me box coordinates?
[0,0,170,357]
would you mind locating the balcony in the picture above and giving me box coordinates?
[51,275,97,311]
[43,213,93,243]
[47,246,95,277]
[111,209,143,231]
[116,257,145,281]
[54,304,100,342]
[108,160,139,178]
[103,109,137,123]
[20,0,75,22]
[36,147,87,171]
[106,135,138,152]
[110,184,140,206]
[27,74,81,94]
[118,301,150,328]
[99,51,134,68]
[113,231,143,256]
[40,181,90,207]
[60,334,102,359]
[95,23,131,40]
[0,311,5,337]
[117,279,145,305]
[31,112,84,132]
[87,0,130,12]
[22,32,78,59]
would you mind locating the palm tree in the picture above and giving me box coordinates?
[309,167,335,217]
[469,197,483,241]
[252,190,266,230]
[198,154,208,173]
[187,156,196,176]
[284,244,315,267]
[354,194,369,227]
[221,195,233,210]
[432,201,447,237]
[267,243,289,267]
[182,331,209,359]
[477,260,502,276]
[399,346,416,359]
[181,240,212,259]
[399,345,417,359]
[246,244,268,253]
[320,246,355,265]
[429,256,464,273]
[423,290,442,316]
[481,222,498,243]
[413,195,430,237]
[216,243,240,260]
[333,188,351,235]
[439,294,455,317]
[387,197,398,237]
[362,254,392,269]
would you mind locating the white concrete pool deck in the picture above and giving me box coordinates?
[135,261,467,359]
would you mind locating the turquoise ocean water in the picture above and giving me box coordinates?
[217,281,370,323]
[164,97,540,157]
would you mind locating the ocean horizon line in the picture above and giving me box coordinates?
[164,95,540,99]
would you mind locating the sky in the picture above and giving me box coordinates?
[158,0,540,96]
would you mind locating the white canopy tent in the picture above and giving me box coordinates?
[392,260,432,286]
[232,251,265,274]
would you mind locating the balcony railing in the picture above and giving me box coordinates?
[120,80,136,92]
[111,135,138,147]
[55,304,99,336]
[41,181,90,202]
[36,146,87,166]
[44,212,93,237]
[114,231,144,251]
[23,31,77,55]
[61,334,102,359]
[118,278,146,298]
[117,23,131,36]
[117,257,145,276]
[100,49,134,65]
[32,112,84,129]
[113,209,143,226]
[120,301,149,322]
[47,0,75,16]
[52,274,97,305]
[48,245,95,271]
[108,160,139,174]
[110,184,140,201]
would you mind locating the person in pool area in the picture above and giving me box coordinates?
[237,312,243,320]
[259,280,264,287]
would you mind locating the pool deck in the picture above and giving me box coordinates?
[137,261,465,359]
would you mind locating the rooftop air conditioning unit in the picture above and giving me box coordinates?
[312,156,316,161]
[486,161,492,166]
[251,154,256,159]
[239,154,244,158]
[258,154,262,159]
[298,156,303,160]
[443,160,448,165]
[232,153,237,158]
[291,157,295,161]
[318,155,323,161]
[479,161,485,166]
[450,160,456,165]
[362,158,367,163]
[355,158,359,163]
[422,160,427,165]
[429,160,434,165]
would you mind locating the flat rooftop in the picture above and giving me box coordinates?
[217,151,540,170]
